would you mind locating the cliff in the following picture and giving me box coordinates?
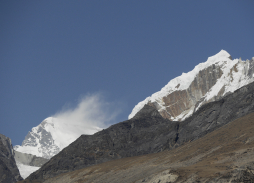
[0,134,23,183]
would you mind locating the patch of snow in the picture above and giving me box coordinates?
[174,107,194,121]
[14,145,42,157]
[16,162,40,179]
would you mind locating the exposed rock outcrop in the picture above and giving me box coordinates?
[129,51,254,121]
[151,63,224,120]
[25,105,178,181]
[0,134,23,183]
[24,81,254,182]
[24,111,254,183]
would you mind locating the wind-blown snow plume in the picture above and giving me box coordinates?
[15,93,122,158]
[50,93,121,149]
[54,93,120,134]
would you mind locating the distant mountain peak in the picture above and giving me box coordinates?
[129,50,254,121]
[212,49,230,58]
[15,117,101,159]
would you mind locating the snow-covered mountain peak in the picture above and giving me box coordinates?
[158,50,233,92]
[129,50,254,121]
[15,116,102,159]
[208,49,230,61]
[194,49,231,71]
[43,117,54,123]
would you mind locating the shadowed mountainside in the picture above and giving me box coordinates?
[0,134,23,183]
[32,111,254,183]
[22,81,254,182]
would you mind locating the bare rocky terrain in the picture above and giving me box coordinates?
[19,81,254,183]
[22,112,254,183]
[0,134,23,183]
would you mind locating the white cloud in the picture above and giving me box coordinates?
[47,93,122,149]
[53,93,121,132]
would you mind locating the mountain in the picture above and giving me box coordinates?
[22,80,254,182]
[14,117,102,159]
[16,50,253,160]
[33,111,254,183]
[17,50,254,182]
[129,50,254,121]
[0,134,23,183]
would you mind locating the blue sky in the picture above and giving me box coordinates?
[1,1,253,146]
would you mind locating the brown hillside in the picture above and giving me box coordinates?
[21,111,254,183]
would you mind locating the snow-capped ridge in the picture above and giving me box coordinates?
[129,50,254,121]
[15,116,102,159]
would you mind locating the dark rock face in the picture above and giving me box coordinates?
[177,81,254,147]
[27,105,178,181]
[232,167,254,183]
[147,64,224,120]
[26,82,254,182]
[14,150,49,167]
[0,134,23,183]
[159,64,223,119]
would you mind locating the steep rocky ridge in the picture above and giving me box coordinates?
[129,50,254,121]
[176,80,254,147]
[0,134,23,183]
[152,63,224,120]
[27,111,254,183]
[23,81,254,182]
[25,105,178,181]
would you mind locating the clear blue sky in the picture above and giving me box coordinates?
[1,1,253,146]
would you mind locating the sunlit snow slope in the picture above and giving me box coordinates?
[16,162,40,179]
[15,117,102,159]
[129,50,254,121]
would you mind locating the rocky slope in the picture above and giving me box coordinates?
[129,50,254,121]
[0,134,23,183]
[22,81,254,182]
[30,111,254,183]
